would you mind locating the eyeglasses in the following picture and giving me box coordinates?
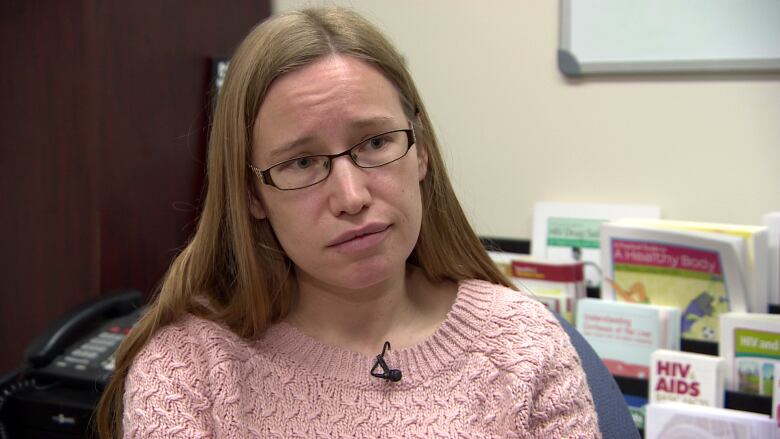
[249,128,416,190]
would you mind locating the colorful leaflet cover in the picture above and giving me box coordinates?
[645,402,775,439]
[601,222,747,342]
[649,349,725,407]
[764,212,780,306]
[615,218,769,314]
[719,312,780,397]
[510,257,585,323]
[576,298,680,379]
[487,251,526,279]
[531,202,660,288]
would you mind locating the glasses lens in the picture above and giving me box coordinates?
[352,130,410,168]
[270,155,330,189]
[263,129,412,190]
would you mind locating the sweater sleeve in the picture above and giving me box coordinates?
[122,323,214,438]
[523,304,601,438]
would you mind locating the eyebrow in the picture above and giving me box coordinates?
[267,135,316,163]
[266,116,398,163]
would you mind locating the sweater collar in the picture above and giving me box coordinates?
[258,279,498,388]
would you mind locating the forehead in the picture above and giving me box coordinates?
[252,55,406,161]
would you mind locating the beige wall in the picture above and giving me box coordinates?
[273,0,780,239]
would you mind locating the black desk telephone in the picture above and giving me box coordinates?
[0,290,144,439]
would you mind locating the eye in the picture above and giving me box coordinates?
[276,155,321,173]
[367,135,388,150]
[292,156,314,169]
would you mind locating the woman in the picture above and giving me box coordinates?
[96,6,599,438]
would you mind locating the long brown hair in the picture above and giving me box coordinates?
[95,7,513,438]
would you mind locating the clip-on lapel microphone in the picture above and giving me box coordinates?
[370,341,402,382]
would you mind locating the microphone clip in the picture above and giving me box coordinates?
[370,341,402,382]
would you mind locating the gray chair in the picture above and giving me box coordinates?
[553,313,640,439]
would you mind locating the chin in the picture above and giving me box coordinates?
[336,267,396,291]
[323,256,405,291]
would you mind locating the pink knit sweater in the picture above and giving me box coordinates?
[123,280,600,438]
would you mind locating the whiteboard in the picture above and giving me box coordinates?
[558,0,780,76]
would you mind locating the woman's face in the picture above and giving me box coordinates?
[249,55,428,292]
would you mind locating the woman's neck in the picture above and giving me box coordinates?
[286,265,456,356]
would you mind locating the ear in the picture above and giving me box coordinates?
[248,186,267,219]
[416,140,429,182]
[413,114,428,181]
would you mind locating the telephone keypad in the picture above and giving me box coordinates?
[63,356,89,365]
[90,338,115,347]
[70,349,99,359]
[36,309,142,386]
[101,354,116,371]
[80,342,108,353]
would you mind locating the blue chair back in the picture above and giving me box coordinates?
[553,313,640,439]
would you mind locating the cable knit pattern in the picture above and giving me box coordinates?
[123,280,600,438]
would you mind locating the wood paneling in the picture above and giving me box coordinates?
[0,0,100,377]
[0,0,269,375]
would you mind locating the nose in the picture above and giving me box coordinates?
[326,156,372,216]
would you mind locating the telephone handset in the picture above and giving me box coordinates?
[25,289,144,388]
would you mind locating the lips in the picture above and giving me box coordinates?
[327,223,391,247]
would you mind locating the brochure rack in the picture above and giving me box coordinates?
[482,237,778,421]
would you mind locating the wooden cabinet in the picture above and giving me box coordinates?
[0,0,270,374]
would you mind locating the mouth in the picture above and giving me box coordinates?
[327,223,391,247]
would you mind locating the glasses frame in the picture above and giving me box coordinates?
[248,128,416,190]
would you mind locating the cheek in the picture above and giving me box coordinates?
[396,177,424,227]
[269,216,318,265]
[262,197,317,251]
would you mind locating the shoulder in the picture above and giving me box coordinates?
[461,280,599,435]
[128,314,252,383]
[123,315,253,437]
[461,279,574,365]
[459,278,559,330]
